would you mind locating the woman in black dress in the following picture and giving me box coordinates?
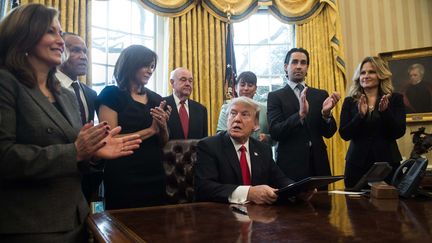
[339,56,406,188]
[97,45,171,209]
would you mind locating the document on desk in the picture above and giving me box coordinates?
[328,190,365,195]
[276,176,344,197]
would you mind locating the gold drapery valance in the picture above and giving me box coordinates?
[140,0,334,24]
[139,0,197,17]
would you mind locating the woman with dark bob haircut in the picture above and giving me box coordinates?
[97,45,171,209]
[0,4,141,242]
[339,56,406,189]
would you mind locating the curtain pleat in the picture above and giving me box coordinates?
[20,0,91,85]
[169,5,226,135]
[296,4,348,189]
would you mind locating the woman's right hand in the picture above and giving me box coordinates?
[74,121,111,161]
[358,94,368,117]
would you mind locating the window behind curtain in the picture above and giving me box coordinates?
[234,11,295,103]
[91,0,168,95]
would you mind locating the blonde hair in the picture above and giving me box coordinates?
[348,56,393,100]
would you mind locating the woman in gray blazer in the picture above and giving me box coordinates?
[0,4,142,242]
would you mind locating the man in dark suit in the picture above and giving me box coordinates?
[56,32,97,125]
[267,48,341,181]
[55,32,100,203]
[195,97,296,204]
[165,67,208,139]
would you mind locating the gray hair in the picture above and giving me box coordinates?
[170,67,188,80]
[408,63,425,78]
[226,96,260,123]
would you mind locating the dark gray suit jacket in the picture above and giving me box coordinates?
[0,69,88,234]
[194,131,293,203]
[267,85,337,181]
[164,95,208,139]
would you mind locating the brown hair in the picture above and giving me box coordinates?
[0,3,60,90]
[114,45,157,92]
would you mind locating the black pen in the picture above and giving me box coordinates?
[231,206,248,215]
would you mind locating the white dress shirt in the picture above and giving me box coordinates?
[55,70,89,120]
[173,93,189,115]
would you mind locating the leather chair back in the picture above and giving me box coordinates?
[162,139,199,204]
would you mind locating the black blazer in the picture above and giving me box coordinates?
[0,69,87,233]
[194,131,293,203]
[267,85,337,181]
[339,93,406,167]
[164,95,208,139]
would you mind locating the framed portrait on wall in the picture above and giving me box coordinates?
[380,47,432,123]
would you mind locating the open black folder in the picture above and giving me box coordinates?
[276,175,344,197]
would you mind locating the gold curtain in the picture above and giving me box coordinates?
[20,0,91,85]
[169,5,226,135]
[296,2,348,189]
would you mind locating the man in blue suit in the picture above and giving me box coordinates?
[164,67,208,139]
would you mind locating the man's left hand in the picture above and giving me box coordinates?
[322,92,341,117]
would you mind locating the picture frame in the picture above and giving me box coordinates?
[380,47,432,123]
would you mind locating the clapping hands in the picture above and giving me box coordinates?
[75,122,142,162]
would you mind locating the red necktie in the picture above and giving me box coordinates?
[179,100,189,139]
[239,145,251,185]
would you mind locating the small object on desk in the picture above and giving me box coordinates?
[231,205,248,215]
[370,181,399,199]
[328,190,365,195]
[370,197,399,211]
[91,201,105,214]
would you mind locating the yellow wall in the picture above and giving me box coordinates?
[339,0,432,81]
[338,0,432,162]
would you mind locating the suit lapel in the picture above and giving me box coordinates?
[248,140,261,185]
[222,132,242,183]
[187,100,196,138]
[80,83,95,122]
[25,87,78,143]
[167,95,183,138]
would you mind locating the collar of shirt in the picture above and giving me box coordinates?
[287,80,306,91]
[230,137,250,157]
[56,70,77,89]
[173,93,189,108]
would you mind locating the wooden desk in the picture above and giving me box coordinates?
[88,193,432,242]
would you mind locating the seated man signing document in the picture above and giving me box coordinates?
[195,97,313,204]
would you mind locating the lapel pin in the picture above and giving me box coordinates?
[254,152,258,156]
